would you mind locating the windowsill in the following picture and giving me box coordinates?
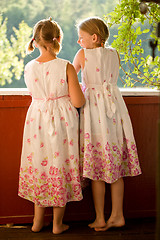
[0,88,159,96]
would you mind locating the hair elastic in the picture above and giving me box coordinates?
[53,38,57,41]
[101,42,104,47]
[32,38,35,41]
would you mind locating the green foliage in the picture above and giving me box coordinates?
[0,0,125,87]
[0,15,32,86]
[106,0,160,88]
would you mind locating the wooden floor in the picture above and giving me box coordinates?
[0,217,156,240]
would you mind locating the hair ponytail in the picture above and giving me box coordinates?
[26,17,63,55]
[27,38,35,54]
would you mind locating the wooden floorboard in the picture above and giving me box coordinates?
[0,218,156,240]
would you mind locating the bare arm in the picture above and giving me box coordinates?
[73,49,85,74]
[67,63,85,108]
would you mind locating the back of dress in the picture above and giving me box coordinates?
[82,47,122,119]
[19,58,83,207]
[25,58,69,101]
[82,47,119,87]
[80,47,141,184]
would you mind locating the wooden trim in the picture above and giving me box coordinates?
[0,96,31,108]
[0,214,52,225]
[0,95,159,108]
[124,96,159,105]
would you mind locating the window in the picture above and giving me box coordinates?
[1,0,159,89]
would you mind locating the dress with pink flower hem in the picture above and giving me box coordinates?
[18,58,83,207]
[80,47,142,183]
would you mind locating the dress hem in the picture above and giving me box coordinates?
[82,172,142,184]
[18,193,83,208]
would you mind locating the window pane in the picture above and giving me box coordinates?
[1,0,159,88]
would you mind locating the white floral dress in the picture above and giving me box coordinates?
[80,47,142,183]
[18,58,83,207]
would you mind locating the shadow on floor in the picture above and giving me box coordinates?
[0,217,156,240]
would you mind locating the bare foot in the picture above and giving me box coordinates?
[31,219,44,232]
[88,219,106,229]
[94,216,125,231]
[53,224,69,234]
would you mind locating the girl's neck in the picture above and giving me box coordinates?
[36,48,57,63]
[36,55,57,63]
[89,43,104,49]
[86,46,104,50]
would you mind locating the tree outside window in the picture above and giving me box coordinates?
[0,0,159,88]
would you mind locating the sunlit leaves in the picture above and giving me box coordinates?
[106,0,160,88]
[0,16,32,85]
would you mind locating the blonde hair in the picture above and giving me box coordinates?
[77,17,109,47]
[27,17,63,55]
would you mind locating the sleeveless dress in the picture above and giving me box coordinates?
[80,47,142,183]
[18,58,83,207]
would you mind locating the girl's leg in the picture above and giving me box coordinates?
[95,177,125,231]
[109,177,125,227]
[32,204,45,232]
[88,180,106,228]
[53,206,69,234]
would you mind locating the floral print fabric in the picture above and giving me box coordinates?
[80,47,141,183]
[18,58,83,207]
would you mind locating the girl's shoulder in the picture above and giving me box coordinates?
[105,46,115,50]
[55,58,71,72]
[84,46,117,54]
[104,46,117,53]
[74,48,85,59]
[24,59,36,73]
[25,58,70,69]
[25,59,35,67]
[56,57,71,65]
[83,47,119,65]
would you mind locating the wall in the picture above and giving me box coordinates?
[0,91,159,224]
